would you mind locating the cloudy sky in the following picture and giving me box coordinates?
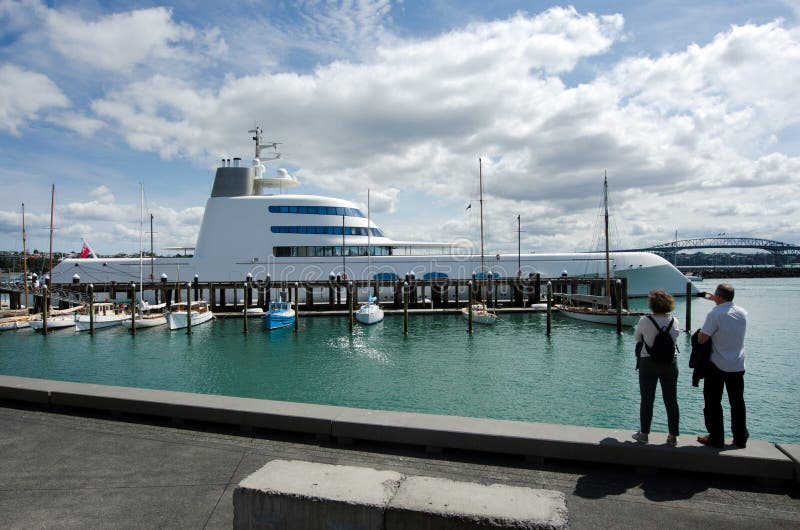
[1,0,798,257]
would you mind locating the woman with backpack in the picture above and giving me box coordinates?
[632,289,681,446]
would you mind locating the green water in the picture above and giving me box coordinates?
[1,278,798,444]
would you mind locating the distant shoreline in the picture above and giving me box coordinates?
[679,267,800,279]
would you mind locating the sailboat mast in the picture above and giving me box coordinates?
[479,158,485,276]
[150,214,154,281]
[22,203,29,310]
[603,172,611,299]
[367,189,371,292]
[139,184,144,289]
[48,184,54,310]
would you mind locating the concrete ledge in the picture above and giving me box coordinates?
[330,408,795,481]
[387,475,568,530]
[234,459,403,530]
[776,444,800,482]
[234,460,568,530]
[0,375,795,481]
[47,383,339,437]
[0,375,54,405]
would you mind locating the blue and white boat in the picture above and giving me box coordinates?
[263,300,295,330]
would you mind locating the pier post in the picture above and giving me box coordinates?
[131,282,137,336]
[185,282,192,335]
[348,281,354,332]
[233,285,238,313]
[306,286,313,310]
[546,281,552,336]
[209,282,216,311]
[454,280,459,307]
[265,275,271,308]
[294,282,299,333]
[42,285,48,334]
[193,274,199,302]
[403,281,409,335]
[467,280,473,334]
[246,273,253,308]
[160,274,168,308]
[243,281,249,334]
[88,284,94,335]
[615,279,622,335]
[329,273,336,309]
[685,281,692,332]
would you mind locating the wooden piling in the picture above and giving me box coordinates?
[403,281,409,335]
[615,279,622,335]
[42,286,48,334]
[546,281,552,336]
[294,282,299,333]
[348,281,354,332]
[243,282,249,334]
[467,280,473,334]
[685,281,692,332]
[185,282,192,335]
[131,282,137,336]
[88,284,94,335]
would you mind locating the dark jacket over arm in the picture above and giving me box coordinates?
[689,330,712,387]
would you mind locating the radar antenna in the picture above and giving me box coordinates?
[248,126,282,161]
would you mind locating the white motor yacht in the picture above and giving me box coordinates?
[52,128,697,299]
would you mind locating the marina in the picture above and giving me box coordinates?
[1,277,797,445]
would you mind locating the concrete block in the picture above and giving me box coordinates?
[234,459,403,530]
[0,375,54,405]
[386,475,568,530]
[776,444,800,482]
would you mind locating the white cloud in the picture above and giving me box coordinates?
[0,64,69,135]
[43,6,200,73]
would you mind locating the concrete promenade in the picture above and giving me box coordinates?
[0,376,798,528]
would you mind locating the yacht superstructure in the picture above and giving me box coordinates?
[52,128,694,297]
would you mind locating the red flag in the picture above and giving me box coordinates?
[80,242,91,258]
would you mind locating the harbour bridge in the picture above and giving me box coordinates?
[623,237,800,264]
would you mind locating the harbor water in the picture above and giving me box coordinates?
[1,277,798,444]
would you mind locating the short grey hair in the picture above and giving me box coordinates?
[715,283,735,302]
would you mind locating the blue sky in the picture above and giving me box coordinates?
[1,0,799,256]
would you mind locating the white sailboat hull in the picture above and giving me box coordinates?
[557,307,643,327]
[127,315,168,328]
[167,310,214,330]
[355,303,384,324]
[29,315,75,330]
[75,314,129,332]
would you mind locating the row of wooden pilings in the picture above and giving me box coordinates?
[31,275,700,337]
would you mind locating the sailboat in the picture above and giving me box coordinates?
[355,189,384,325]
[29,186,81,331]
[557,174,644,327]
[125,184,166,329]
[0,204,32,330]
[462,158,497,325]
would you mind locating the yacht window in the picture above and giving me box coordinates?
[280,206,289,213]
[298,206,308,214]
[288,206,298,213]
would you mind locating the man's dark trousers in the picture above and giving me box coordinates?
[703,361,748,445]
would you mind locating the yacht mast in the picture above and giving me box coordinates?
[603,172,611,300]
[48,184,54,311]
[479,158,485,277]
[367,189,371,293]
[22,203,29,311]
[139,183,144,289]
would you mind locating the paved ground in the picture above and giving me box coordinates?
[0,403,797,529]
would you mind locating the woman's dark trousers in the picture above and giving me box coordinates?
[638,357,680,435]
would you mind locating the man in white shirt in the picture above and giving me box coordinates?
[697,283,748,448]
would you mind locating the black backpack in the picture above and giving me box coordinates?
[644,316,677,363]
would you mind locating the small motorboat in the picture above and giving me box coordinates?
[263,300,295,330]
[461,302,498,325]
